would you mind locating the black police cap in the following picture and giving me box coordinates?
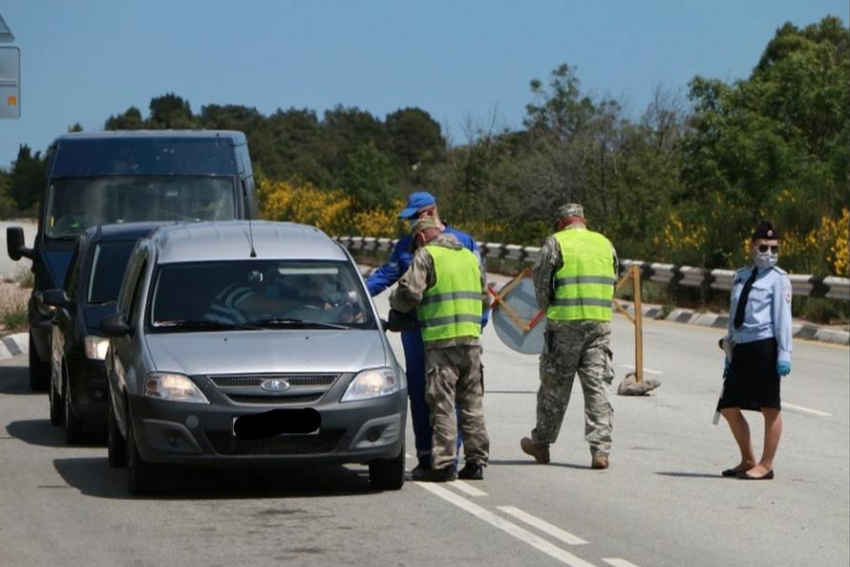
[752,220,780,240]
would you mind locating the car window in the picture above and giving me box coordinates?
[87,240,138,304]
[149,260,374,331]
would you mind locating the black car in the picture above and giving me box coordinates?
[44,222,170,444]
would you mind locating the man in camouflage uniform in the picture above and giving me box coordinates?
[390,217,490,482]
[520,203,617,469]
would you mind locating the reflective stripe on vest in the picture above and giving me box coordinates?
[547,229,615,321]
[417,245,482,342]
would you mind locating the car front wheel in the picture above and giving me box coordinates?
[63,371,85,445]
[29,333,50,392]
[368,443,405,491]
[107,401,127,468]
[126,419,161,496]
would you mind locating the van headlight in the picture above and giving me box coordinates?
[84,335,110,360]
[144,372,209,404]
[341,368,399,402]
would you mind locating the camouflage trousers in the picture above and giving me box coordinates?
[425,345,490,470]
[531,321,614,456]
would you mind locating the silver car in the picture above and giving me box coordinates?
[101,221,407,495]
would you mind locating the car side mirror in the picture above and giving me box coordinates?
[6,227,34,261]
[42,289,70,308]
[101,313,132,337]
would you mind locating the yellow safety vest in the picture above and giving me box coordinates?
[547,229,615,321]
[417,245,483,342]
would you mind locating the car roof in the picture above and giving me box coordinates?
[53,130,246,143]
[148,221,349,264]
[84,222,178,243]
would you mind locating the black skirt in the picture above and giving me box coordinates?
[717,338,781,412]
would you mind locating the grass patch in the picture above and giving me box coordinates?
[0,306,28,331]
[15,268,34,289]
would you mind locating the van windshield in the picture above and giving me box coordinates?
[44,176,236,239]
[149,260,375,331]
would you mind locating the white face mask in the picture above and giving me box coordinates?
[753,250,778,269]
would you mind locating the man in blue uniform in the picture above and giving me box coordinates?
[366,191,488,477]
[717,220,792,481]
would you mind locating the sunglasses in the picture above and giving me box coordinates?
[757,245,780,253]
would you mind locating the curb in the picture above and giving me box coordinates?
[621,302,849,346]
[0,333,28,360]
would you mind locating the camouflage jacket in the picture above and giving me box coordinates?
[389,233,489,348]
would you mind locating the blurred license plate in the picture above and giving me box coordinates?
[232,408,321,440]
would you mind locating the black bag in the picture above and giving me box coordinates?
[386,309,419,332]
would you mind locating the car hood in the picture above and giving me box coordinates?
[144,330,390,376]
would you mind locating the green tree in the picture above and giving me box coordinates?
[105,106,144,130]
[8,145,47,215]
[345,141,396,210]
[680,16,849,270]
[147,93,197,129]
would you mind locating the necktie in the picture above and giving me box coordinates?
[733,268,758,329]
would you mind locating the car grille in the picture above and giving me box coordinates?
[205,373,341,406]
[210,375,338,388]
[206,430,345,456]
[225,394,323,405]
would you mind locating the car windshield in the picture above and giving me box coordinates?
[44,176,236,239]
[149,260,375,331]
[87,240,138,304]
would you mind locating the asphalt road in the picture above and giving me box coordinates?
[1,293,847,567]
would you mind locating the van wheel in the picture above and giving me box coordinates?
[29,333,50,391]
[107,401,127,468]
[126,420,160,496]
[63,373,85,445]
[369,444,405,491]
[49,373,63,426]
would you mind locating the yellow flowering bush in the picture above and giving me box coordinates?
[775,208,849,277]
[258,179,354,235]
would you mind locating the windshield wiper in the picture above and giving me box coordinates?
[248,318,352,330]
[154,319,254,331]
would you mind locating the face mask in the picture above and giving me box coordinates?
[753,250,778,270]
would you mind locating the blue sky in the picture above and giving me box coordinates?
[0,0,846,168]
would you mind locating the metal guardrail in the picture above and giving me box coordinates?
[336,236,850,301]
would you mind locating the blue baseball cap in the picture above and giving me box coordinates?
[398,191,437,219]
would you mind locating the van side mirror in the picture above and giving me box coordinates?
[42,289,70,308]
[101,313,132,337]
[6,227,34,261]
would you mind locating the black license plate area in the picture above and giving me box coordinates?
[233,408,321,441]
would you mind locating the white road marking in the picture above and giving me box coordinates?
[619,364,663,375]
[416,482,598,567]
[603,559,643,567]
[781,402,832,417]
[449,480,488,497]
[497,506,587,545]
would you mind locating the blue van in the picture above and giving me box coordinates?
[6,130,258,390]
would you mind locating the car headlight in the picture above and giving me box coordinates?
[341,368,399,402]
[144,372,209,404]
[84,335,110,360]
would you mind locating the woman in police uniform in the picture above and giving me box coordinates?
[718,221,793,480]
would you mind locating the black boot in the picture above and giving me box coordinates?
[414,466,457,482]
[458,462,484,480]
